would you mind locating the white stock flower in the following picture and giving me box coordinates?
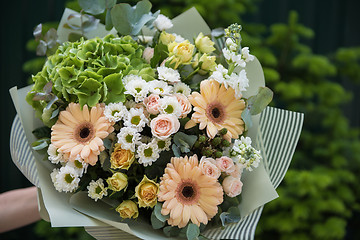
[226,38,237,51]
[232,54,246,68]
[230,136,262,171]
[157,66,181,83]
[51,166,80,193]
[173,82,191,96]
[87,178,108,202]
[242,47,255,62]
[104,102,127,122]
[158,96,182,117]
[153,14,173,31]
[222,48,235,61]
[149,80,173,96]
[117,127,141,152]
[136,142,160,167]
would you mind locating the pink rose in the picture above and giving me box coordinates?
[144,94,160,115]
[216,156,235,174]
[199,157,221,179]
[174,93,192,118]
[142,47,154,63]
[229,163,244,178]
[222,176,243,197]
[150,114,180,140]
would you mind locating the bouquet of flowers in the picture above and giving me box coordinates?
[9,1,304,239]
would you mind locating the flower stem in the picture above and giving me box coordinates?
[183,68,199,83]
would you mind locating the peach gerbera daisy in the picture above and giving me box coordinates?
[51,103,114,166]
[185,79,245,140]
[158,155,223,228]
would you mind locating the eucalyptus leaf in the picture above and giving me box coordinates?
[50,108,60,120]
[78,0,107,15]
[154,203,169,222]
[247,87,273,115]
[172,144,181,157]
[151,211,165,229]
[36,40,48,56]
[31,138,50,151]
[111,0,153,36]
[82,18,100,33]
[44,28,58,49]
[45,95,58,110]
[33,23,42,41]
[219,206,241,226]
[186,223,200,240]
[241,107,253,131]
[105,9,113,31]
[32,126,51,139]
[173,132,197,153]
[163,226,181,237]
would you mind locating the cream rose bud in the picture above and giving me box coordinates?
[195,32,216,53]
[199,157,221,179]
[135,176,159,208]
[216,156,235,173]
[159,32,176,45]
[150,114,180,140]
[144,94,160,115]
[199,53,217,74]
[106,172,128,192]
[222,175,243,197]
[168,40,195,66]
[174,93,192,118]
[116,200,139,219]
[142,47,154,64]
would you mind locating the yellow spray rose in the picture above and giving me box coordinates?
[106,172,128,192]
[116,200,139,219]
[110,144,135,170]
[168,40,195,68]
[159,31,176,45]
[195,32,216,53]
[135,175,159,208]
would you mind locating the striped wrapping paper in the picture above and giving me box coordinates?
[10,106,303,240]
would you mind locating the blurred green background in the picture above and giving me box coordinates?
[1,0,360,239]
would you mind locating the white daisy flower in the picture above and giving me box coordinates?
[242,47,255,62]
[122,74,143,86]
[173,82,191,96]
[152,137,171,152]
[136,142,160,167]
[65,156,88,177]
[157,66,181,83]
[117,127,141,152]
[51,166,80,193]
[47,144,65,164]
[153,14,173,31]
[158,96,182,117]
[104,102,127,122]
[124,76,149,102]
[149,80,173,96]
[123,108,148,131]
[87,178,108,202]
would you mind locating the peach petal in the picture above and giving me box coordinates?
[80,145,90,159]
[82,105,90,121]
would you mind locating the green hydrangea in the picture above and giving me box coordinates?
[26,35,155,126]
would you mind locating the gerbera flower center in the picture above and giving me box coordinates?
[176,180,200,205]
[74,122,95,143]
[206,102,226,124]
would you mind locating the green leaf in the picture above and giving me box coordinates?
[173,132,198,153]
[78,0,106,15]
[32,126,51,139]
[163,226,181,237]
[247,87,273,115]
[103,73,125,103]
[105,9,113,31]
[172,144,181,157]
[111,0,154,36]
[186,223,200,240]
[150,43,169,68]
[151,211,165,229]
